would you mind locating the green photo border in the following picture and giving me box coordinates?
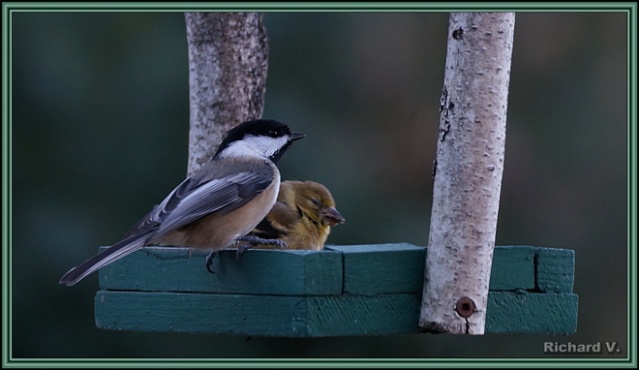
[2,2,636,368]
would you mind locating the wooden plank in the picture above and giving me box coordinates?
[489,246,536,291]
[306,293,420,336]
[95,290,309,336]
[94,290,419,337]
[98,246,343,296]
[95,290,577,336]
[326,244,536,294]
[326,244,426,295]
[97,245,570,295]
[486,291,578,334]
[535,247,575,293]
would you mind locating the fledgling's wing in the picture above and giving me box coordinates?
[251,201,299,239]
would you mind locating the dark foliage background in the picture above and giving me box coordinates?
[11,11,627,359]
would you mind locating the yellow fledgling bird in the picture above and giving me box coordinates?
[248,180,345,250]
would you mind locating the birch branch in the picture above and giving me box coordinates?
[419,12,515,335]
[184,12,269,176]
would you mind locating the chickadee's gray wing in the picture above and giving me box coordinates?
[60,160,275,287]
[120,204,162,239]
[123,159,276,239]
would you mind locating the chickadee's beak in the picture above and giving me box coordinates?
[290,133,306,142]
[321,207,346,227]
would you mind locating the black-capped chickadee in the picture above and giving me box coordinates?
[59,119,305,286]
[249,180,345,251]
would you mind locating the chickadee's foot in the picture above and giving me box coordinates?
[236,243,252,261]
[271,240,288,250]
[205,251,218,274]
[235,235,288,248]
[234,235,288,260]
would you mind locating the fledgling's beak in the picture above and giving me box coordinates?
[321,207,346,227]
[290,132,306,141]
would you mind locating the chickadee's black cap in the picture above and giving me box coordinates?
[230,119,291,140]
[215,119,304,158]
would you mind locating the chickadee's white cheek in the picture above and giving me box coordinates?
[219,135,289,159]
[243,135,289,155]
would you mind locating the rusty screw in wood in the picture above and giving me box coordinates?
[455,296,476,318]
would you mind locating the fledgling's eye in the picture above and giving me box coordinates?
[310,198,320,206]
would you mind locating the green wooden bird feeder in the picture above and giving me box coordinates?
[94,244,578,336]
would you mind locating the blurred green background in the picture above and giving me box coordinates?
[11,11,628,359]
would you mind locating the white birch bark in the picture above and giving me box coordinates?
[419,12,515,334]
[184,12,269,176]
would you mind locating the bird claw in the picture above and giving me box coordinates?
[233,235,288,261]
[272,239,287,249]
[236,244,252,261]
[205,251,217,274]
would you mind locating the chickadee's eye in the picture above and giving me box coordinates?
[267,130,279,138]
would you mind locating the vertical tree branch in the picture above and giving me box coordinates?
[185,12,269,176]
[419,12,515,334]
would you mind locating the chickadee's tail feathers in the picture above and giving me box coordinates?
[59,235,148,286]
